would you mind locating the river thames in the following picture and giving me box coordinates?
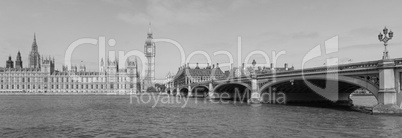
[0,95,401,137]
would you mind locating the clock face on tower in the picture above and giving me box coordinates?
[147,48,152,53]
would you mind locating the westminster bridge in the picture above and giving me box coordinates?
[168,58,402,114]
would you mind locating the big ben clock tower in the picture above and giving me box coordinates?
[144,23,156,91]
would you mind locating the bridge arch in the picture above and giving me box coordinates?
[180,87,189,97]
[213,82,252,101]
[259,75,379,104]
[191,85,209,97]
[172,88,178,95]
[214,82,251,92]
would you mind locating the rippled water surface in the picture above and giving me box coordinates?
[0,95,401,137]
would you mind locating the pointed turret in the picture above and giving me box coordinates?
[32,33,38,51]
[15,51,23,69]
[147,22,153,38]
[6,55,14,68]
[16,51,21,61]
[29,33,41,68]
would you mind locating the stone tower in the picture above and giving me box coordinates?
[15,51,23,69]
[107,58,119,90]
[143,23,156,90]
[107,58,118,74]
[127,59,138,92]
[29,33,41,68]
[41,56,55,74]
[6,56,14,68]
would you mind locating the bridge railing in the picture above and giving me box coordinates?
[216,59,383,81]
[256,59,383,77]
[394,58,402,65]
[190,58,402,83]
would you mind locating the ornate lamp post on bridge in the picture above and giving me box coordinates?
[373,27,402,114]
[378,27,394,60]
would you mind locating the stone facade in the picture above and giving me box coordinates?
[173,63,227,87]
[0,35,140,94]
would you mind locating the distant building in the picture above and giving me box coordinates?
[6,56,13,68]
[173,63,227,87]
[164,72,175,92]
[226,60,295,78]
[0,34,140,94]
[15,51,23,69]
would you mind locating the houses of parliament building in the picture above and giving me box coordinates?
[0,34,140,94]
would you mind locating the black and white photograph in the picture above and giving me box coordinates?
[0,0,402,137]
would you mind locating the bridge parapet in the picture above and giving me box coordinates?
[394,58,402,65]
[256,60,382,77]
[339,61,379,70]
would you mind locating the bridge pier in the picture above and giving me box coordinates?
[208,82,216,99]
[187,85,192,97]
[373,60,402,114]
[249,75,261,104]
[176,87,180,96]
[170,88,174,95]
[336,93,353,107]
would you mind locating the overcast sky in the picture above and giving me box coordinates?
[1,0,402,79]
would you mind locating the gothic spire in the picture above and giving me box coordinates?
[147,22,153,38]
[32,33,38,51]
[16,51,21,60]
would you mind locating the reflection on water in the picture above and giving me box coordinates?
[0,95,401,137]
[351,95,378,107]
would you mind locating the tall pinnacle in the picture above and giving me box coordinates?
[147,22,153,38]
[17,51,21,60]
[32,33,38,51]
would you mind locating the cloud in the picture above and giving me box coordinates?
[338,42,402,53]
[291,32,319,39]
[101,0,136,7]
[254,31,319,46]
[30,13,43,18]
[301,1,339,11]
[2,38,30,50]
[117,12,149,25]
[349,27,380,37]
[260,31,319,39]
[116,0,247,26]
